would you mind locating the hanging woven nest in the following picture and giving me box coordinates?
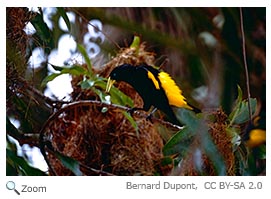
[40,43,170,176]
[174,109,236,176]
[41,101,165,175]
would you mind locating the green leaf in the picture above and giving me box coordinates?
[130,35,141,48]
[80,79,94,89]
[234,144,249,175]
[228,85,243,122]
[163,109,199,157]
[95,80,134,107]
[55,151,82,176]
[163,127,194,156]
[30,12,53,46]
[57,8,71,31]
[122,111,139,136]
[92,87,108,103]
[130,35,140,54]
[176,108,199,130]
[77,44,92,74]
[226,127,241,152]
[197,118,226,175]
[109,86,134,107]
[80,77,134,106]
[42,65,88,87]
[41,73,61,87]
[200,129,227,175]
[256,145,266,159]
[61,65,88,76]
[50,64,66,71]
[228,85,257,125]
[160,156,173,167]
[6,148,47,176]
[167,108,227,175]
[49,64,88,74]
[236,85,243,105]
[230,98,257,125]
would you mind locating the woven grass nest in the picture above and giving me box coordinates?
[41,43,235,176]
[176,109,235,176]
[41,43,168,176]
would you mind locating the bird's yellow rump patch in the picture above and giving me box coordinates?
[147,71,160,89]
[158,72,192,109]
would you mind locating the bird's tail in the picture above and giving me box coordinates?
[187,103,201,113]
[162,107,182,126]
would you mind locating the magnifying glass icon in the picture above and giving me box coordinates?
[6,181,20,195]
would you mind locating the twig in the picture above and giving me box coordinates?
[39,100,183,133]
[17,76,70,109]
[79,163,115,176]
[239,7,252,122]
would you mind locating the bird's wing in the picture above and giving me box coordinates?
[158,72,192,109]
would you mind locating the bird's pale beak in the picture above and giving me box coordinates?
[106,77,116,93]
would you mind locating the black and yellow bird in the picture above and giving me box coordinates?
[106,63,198,124]
[244,116,266,148]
